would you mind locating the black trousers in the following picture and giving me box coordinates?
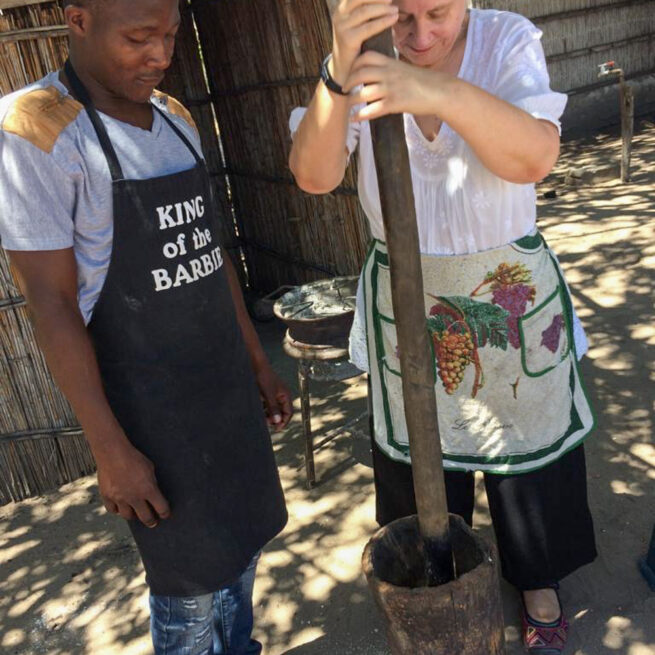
[371,439,597,590]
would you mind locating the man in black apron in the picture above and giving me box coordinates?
[1,1,289,653]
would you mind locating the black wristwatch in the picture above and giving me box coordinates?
[320,54,349,96]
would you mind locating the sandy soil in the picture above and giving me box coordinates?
[1,120,653,655]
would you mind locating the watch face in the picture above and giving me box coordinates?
[321,57,331,82]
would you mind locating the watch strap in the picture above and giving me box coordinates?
[320,54,349,96]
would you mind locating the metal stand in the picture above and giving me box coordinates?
[283,332,363,488]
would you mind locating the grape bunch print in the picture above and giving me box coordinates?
[427,296,509,398]
[541,313,565,353]
[430,305,476,395]
[471,263,537,349]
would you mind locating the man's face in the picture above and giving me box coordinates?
[392,0,468,69]
[73,0,180,103]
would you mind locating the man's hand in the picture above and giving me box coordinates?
[95,439,171,528]
[255,363,293,431]
[222,254,293,431]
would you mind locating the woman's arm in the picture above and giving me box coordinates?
[345,51,560,184]
[288,81,352,194]
[288,0,399,193]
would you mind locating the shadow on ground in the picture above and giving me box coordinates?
[0,481,148,654]
[0,121,653,655]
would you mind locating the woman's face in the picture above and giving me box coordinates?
[392,0,469,69]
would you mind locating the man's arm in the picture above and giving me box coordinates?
[8,248,171,527]
[223,254,293,430]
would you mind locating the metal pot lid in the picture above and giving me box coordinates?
[274,276,358,323]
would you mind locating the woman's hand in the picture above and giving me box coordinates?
[344,50,449,120]
[331,0,399,85]
[344,51,560,184]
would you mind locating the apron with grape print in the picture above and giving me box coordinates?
[363,229,595,474]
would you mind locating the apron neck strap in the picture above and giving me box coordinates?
[64,60,124,182]
[154,106,203,166]
[63,60,204,180]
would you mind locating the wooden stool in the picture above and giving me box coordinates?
[283,331,363,488]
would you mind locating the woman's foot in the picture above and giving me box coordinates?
[523,588,561,623]
[522,587,568,653]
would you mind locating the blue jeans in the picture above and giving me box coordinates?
[150,553,262,655]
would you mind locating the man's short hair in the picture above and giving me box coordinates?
[63,0,111,8]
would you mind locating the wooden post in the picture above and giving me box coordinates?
[318,10,505,653]
[597,63,634,184]
[619,77,634,183]
[297,360,316,489]
[0,0,53,9]
[361,29,454,585]
[0,26,68,44]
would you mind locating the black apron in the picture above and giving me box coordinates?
[64,61,287,597]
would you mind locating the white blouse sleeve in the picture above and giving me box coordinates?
[288,105,362,156]
[492,16,567,134]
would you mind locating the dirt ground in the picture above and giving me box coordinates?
[1,120,654,655]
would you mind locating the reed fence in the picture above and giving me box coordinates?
[190,0,370,292]
[0,0,651,502]
[0,1,87,504]
[0,0,238,503]
[473,0,655,129]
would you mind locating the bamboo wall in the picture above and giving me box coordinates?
[0,1,89,504]
[0,0,652,501]
[473,0,655,130]
[0,0,236,503]
[190,0,369,292]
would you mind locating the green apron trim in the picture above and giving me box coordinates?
[546,248,597,436]
[512,231,545,251]
[363,234,596,473]
[443,364,582,466]
[370,250,410,455]
[519,284,572,378]
[547,248,578,359]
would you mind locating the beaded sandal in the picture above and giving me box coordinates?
[522,587,569,654]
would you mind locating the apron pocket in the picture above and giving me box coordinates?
[382,364,409,446]
[375,263,394,320]
[379,319,402,375]
[519,285,572,377]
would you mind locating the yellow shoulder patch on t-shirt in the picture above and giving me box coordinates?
[1,87,83,153]
[152,90,198,132]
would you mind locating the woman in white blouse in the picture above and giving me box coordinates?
[289,2,596,651]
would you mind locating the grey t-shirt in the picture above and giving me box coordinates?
[0,72,203,324]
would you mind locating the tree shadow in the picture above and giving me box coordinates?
[0,479,149,654]
[257,122,655,655]
[1,123,653,655]
[525,120,655,654]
